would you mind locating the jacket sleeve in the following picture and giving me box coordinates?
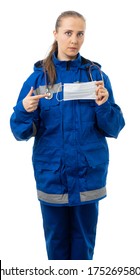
[10,81,40,141]
[95,74,125,138]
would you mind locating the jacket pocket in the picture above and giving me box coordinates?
[78,100,96,105]
[40,95,60,110]
[33,160,63,194]
[80,147,109,190]
[82,144,109,168]
[40,97,61,127]
[78,100,96,123]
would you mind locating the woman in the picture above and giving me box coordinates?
[10,10,125,260]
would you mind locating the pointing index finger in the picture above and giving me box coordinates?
[32,93,48,100]
[27,86,34,96]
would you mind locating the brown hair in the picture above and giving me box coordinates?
[43,11,86,86]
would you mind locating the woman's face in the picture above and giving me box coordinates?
[53,16,86,61]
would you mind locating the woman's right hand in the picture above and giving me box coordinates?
[22,87,47,112]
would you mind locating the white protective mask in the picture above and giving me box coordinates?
[56,81,97,101]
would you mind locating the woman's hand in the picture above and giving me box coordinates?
[22,87,48,112]
[95,81,109,106]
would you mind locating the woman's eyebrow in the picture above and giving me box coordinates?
[63,29,73,32]
[63,29,85,32]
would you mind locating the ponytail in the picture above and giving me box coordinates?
[43,41,58,86]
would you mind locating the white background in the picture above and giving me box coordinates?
[0,0,140,276]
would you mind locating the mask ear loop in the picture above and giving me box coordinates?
[89,63,104,84]
[56,84,64,102]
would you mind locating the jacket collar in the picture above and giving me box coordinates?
[52,52,82,69]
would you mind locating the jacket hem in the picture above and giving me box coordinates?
[37,186,107,207]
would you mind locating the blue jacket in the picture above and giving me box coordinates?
[10,53,125,206]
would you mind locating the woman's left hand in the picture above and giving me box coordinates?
[95,81,109,106]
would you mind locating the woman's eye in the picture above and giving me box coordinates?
[65,31,72,36]
[65,31,84,37]
[77,32,84,37]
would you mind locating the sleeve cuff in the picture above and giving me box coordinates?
[95,100,111,112]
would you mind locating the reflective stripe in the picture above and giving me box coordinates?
[80,187,106,202]
[38,190,68,204]
[34,83,62,95]
[37,187,106,205]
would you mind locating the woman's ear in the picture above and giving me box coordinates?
[53,30,57,41]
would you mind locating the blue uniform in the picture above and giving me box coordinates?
[10,53,125,259]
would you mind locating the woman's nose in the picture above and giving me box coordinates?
[71,35,78,44]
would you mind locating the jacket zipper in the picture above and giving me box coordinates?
[66,61,71,71]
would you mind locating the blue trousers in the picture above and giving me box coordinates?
[40,202,99,260]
